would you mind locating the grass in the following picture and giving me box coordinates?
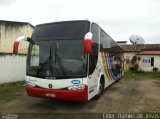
[0,71,159,102]
[0,81,25,102]
[124,71,160,80]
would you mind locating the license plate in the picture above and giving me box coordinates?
[45,93,56,98]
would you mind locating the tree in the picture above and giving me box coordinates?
[129,55,141,71]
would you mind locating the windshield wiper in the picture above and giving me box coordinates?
[36,46,53,76]
[55,44,68,77]
[35,43,68,77]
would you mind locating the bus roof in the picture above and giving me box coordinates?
[35,20,91,27]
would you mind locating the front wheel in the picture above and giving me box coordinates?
[94,81,104,100]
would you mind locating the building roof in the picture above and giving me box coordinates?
[121,44,160,52]
[136,50,160,55]
[116,41,128,43]
[0,20,34,28]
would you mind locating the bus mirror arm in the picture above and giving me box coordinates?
[13,36,32,54]
[26,37,33,43]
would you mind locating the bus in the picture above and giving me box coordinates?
[13,20,123,102]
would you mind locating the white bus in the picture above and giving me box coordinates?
[13,20,123,102]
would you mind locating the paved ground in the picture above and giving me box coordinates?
[0,78,160,114]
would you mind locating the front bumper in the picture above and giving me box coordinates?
[26,86,88,102]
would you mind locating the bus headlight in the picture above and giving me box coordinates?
[26,82,36,87]
[68,84,86,90]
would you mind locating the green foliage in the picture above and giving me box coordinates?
[136,69,145,74]
[0,82,25,102]
[152,67,158,72]
[124,71,160,80]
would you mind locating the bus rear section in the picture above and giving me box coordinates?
[13,20,123,102]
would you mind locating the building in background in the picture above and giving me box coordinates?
[0,20,34,84]
[121,44,160,72]
[116,41,127,45]
[0,20,34,54]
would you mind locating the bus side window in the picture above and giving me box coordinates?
[89,23,99,75]
[89,44,98,75]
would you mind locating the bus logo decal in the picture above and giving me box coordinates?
[89,86,95,94]
[71,80,80,84]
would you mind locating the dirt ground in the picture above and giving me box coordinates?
[0,78,160,114]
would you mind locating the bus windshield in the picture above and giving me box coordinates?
[27,39,87,78]
[26,21,90,79]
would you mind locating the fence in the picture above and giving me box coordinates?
[0,53,26,84]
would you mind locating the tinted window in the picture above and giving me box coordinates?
[91,23,99,44]
[27,39,87,78]
[100,30,111,50]
[32,21,90,40]
[89,23,99,74]
[100,29,123,78]
[89,44,98,75]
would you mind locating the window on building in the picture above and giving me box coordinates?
[151,57,154,66]
[142,57,154,67]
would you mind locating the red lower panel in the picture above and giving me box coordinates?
[26,86,88,102]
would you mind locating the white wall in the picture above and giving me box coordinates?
[123,52,135,71]
[139,55,160,72]
[123,52,160,72]
[0,54,26,84]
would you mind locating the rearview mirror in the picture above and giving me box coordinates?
[13,36,31,54]
[84,32,93,54]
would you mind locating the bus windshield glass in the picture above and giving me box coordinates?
[27,39,87,78]
[27,21,90,78]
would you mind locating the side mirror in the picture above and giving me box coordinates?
[13,36,31,54]
[84,32,93,54]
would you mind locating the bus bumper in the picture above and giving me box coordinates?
[26,86,88,102]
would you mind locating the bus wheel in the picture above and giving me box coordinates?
[94,79,104,100]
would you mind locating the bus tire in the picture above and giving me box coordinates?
[115,78,120,82]
[116,70,122,82]
[94,78,104,100]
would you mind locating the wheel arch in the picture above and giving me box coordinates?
[96,73,105,94]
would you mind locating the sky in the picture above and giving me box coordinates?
[0,0,160,44]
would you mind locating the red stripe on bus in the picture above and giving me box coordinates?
[26,86,88,102]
